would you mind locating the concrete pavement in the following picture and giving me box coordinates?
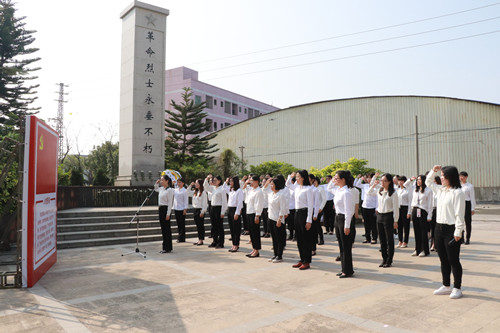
[1,205,499,332]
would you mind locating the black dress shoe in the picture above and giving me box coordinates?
[311,251,316,256]
[339,273,353,278]
[196,242,203,246]
[249,253,260,258]
[362,240,369,244]
[379,262,386,267]
[335,256,341,262]
[383,263,392,268]
[208,243,216,248]
[176,240,185,243]
[215,245,224,249]
[336,272,343,276]
[318,241,324,245]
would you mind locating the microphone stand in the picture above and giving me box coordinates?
[121,186,157,258]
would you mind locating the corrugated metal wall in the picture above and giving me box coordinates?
[210,96,500,189]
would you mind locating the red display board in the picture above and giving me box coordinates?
[22,116,58,288]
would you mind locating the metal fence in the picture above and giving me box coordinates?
[57,186,158,210]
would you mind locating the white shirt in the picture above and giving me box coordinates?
[409,187,433,219]
[397,186,412,207]
[322,184,334,201]
[287,186,296,210]
[173,187,188,211]
[246,186,264,216]
[267,190,287,221]
[426,169,466,237]
[227,188,244,215]
[287,179,314,223]
[333,185,354,228]
[461,182,476,211]
[154,184,174,217]
[368,185,400,221]
[187,186,208,215]
[205,184,228,212]
[354,178,378,209]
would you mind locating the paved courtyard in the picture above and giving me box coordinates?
[1,205,499,332]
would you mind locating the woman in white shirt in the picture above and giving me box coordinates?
[287,170,314,270]
[204,175,228,249]
[243,175,264,258]
[310,175,326,255]
[332,170,355,278]
[426,165,465,299]
[368,173,399,268]
[225,176,244,252]
[265,177,287,262]
[407,175,433,257]
[396,176,412,248]
[154,175,174,253]
[173,178,188,243]
[187,179,208,246]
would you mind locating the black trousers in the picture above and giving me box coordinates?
[295,208,312,264]
[435,223,463,289]
[247,213,261,250]
[398,206,410,243]
[362,207,377,241]
[241,202,248,232]
[270,219,286,258]
[228,207,241,246]
[210,205,224,247]
[377,212,395,264]
[323,200,334,232]
[335,214,354,275]
[262,208,269,234]
[412,207,429,255]
[465,201,472,242]
[174,210,186,242]
[193,208,205,240]
[312,212,323,251]
[286,209,295,239]
[159,206,172,251]
[429,207,437,245]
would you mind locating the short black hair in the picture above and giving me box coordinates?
[459,171,468,177]
[442,166,461,189]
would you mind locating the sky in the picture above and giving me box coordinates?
[14,0,500,154]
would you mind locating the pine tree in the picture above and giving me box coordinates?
[0,0,40,132]
[165,87,218,166]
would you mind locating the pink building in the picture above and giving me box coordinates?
[165,67,279,134]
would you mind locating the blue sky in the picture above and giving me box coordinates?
[16,0,500,153]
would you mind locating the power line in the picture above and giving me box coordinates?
[189,2,500,66]
[205,29,500,81]
[202,16,500,73]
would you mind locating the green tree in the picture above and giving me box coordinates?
[165,87,218,167]
[309,157,377,181]
[249,161,297,177]
[85,141,118,185]
[57,165,70,186]
[70,167,84,186]
[0,0,40,131]
[93,168,110,186]
[215,148,242,178]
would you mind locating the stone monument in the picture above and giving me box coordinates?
[115,1,169,186]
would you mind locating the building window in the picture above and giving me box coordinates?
[244,108,247,114]
[205,95,213,109]
[205,118,213,131]
[255,110,260,117]
[225,101,231,114]
[195,95,202,105]
[220,123,223,129]
[248,108,254,119]
[221,101,224,107]
[214,122,217,131]
[225,122,230,128]
[214,99,217,106]
[231,103,238,115]
[239,107,242,113]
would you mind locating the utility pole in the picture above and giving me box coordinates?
[239,146,245,175]
[415,115,420,176]
[51,83,69,162]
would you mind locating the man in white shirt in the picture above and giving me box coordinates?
[459,171,476,245]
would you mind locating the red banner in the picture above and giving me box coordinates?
[22,116,58,288]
